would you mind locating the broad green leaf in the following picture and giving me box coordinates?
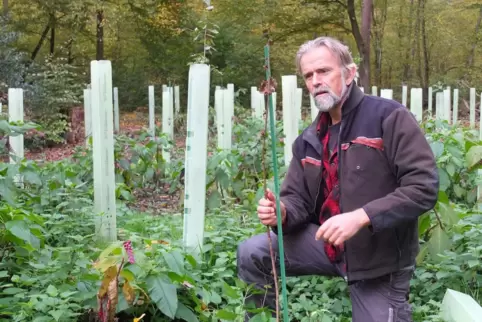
[46,285,58,297]
[427,226,452,262]
[436,271,451,279]
[418,213,431,235]
[22,170,42,185]
[416,243,429,265]
[437,202,460,226]
[175,302,199,322]
[438,191,450,204]
[2,287,24,295]
[215,309,237,320]
[5,220,39,249]
[98,242,123,260]
[222,281,239,299]
[49,310,65,321]
[453,184,465,198]
[430,141,444,158]
[438,169,450,191]
[446,145,463,159]
[446,163,456,177]
[146,275,178,319]
[161,249,185,275]
[467,260,479,268]
[466,188,477,204]
[465,145,482,169]
[206,190,221,210]
[0,120,10,132]
[120,269,135,282]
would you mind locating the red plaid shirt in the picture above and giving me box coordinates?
[317,112,344,263]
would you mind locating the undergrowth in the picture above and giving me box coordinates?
[0,111,481,322]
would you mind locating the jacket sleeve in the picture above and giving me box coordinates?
[362,106,439,233]
[272,140,313,235]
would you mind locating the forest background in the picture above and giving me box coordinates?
[0,0,482,321]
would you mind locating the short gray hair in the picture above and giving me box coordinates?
[295,36,356,76]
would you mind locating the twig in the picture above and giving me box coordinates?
[260,66,280,321]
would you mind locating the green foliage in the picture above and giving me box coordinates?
[424,119,482,204]
[24,56,85,145]
[0,113,481,321]
[0,114,39,157]
[0,15,26,90]
[204,114,286,211]
[414,119,482,266]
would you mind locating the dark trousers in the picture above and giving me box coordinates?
[237,224,414,322]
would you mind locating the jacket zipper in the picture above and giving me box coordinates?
[312,130,323,215]
[337,120,349,282]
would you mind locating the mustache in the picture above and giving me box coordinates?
[314,87,333,95]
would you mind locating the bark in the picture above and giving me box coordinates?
[361,0,372,89]
[402,0,414,83]
[50,16,55,56]
[31,20,52,61]
[372,0,388,86]
[96,9,104,60]
[412,0,421,86]
[421,0,429,88]
[2,0,7,15]
[467,6,482,68]
[66,38,74,64]
[347,0,369,91]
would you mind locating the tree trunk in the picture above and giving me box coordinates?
[467,6,482,68]
[2,0,7,15]
[361,0,372,89]
[412,0,421,87]
[402,0,414,83]
[421,0,429,88]
[347,0,370,91]
[96,9,104,60]
[372,0,388,87]
[66,38,74,64]
[31,21,51,61]
[50,16,55,57]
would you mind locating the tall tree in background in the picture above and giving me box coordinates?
[361,0,372,89]
[347,0,372,91]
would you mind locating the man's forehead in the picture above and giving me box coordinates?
[301,48,339,67]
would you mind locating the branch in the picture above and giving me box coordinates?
[273,19,351,42]
[300,0,347,9]
[433,208,445,231]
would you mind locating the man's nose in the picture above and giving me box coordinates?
[312,72,323,87]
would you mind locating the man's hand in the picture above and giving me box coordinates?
[315,208,371,246]
[257,188,286,227]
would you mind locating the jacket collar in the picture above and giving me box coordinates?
[302,81,365,152]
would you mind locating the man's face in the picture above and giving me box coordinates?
[300,46,351,112]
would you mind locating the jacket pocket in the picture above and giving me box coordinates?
[342,137,393,194]
[344,138,386,175]
[301,157,322,215]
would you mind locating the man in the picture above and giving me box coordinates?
[236,36,439,322]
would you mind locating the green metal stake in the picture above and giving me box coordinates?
[264,43,289,322]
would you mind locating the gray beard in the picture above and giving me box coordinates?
[314,84,348,112]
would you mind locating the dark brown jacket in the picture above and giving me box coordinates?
[276,82,439,282]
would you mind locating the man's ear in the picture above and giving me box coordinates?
[345,64,358,85]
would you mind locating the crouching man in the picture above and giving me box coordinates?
[236,36,439,322]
